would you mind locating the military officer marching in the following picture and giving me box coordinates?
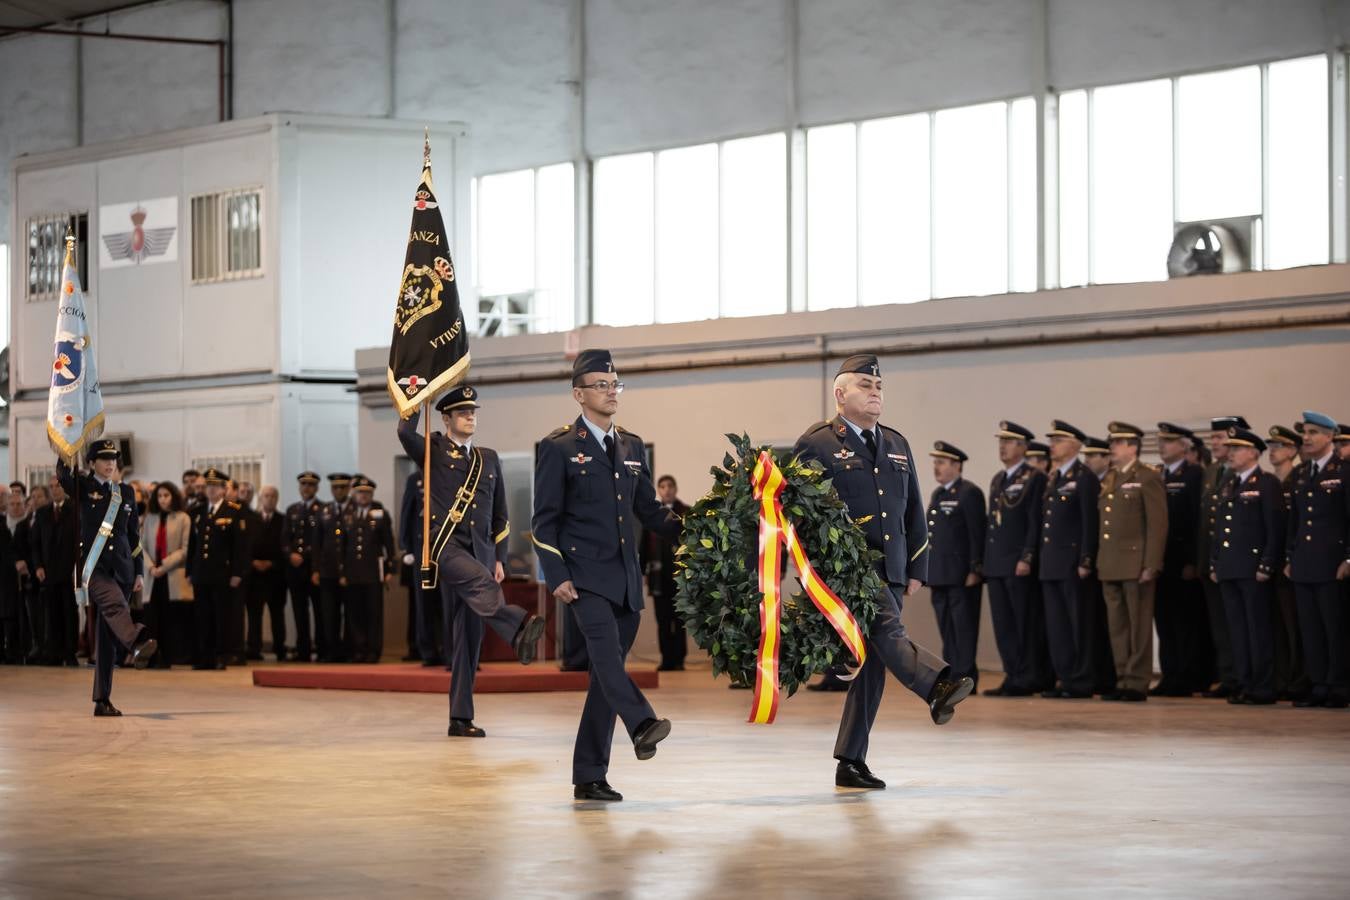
[925,441,986,689]
[793,355,972,791]
[58,439,158,715]
[531,350,682,802]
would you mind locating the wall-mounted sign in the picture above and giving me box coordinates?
[99,196,178,268]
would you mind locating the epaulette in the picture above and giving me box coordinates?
[547,424,572,439]
[879,424,907,440]
[805,421,832,435]
[227,501,241,509]
[616,425,642,442]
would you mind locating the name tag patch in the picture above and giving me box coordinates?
[623,460,642,470]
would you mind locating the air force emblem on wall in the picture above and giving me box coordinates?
[101,206,175,264]
[394,256,455,336]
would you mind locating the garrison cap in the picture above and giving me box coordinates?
[572,349,615,385]
[1157,422,1194,440]
[1266,425,1302,448]
[327,473,352,486]
[436,384,480,412]
[201,467,229,486]
[1300,410,1338,431]
[88,438,120,461]
[929,441,968,463]
[1026,441,1049,458]
[1046,420,1086,441]
[1107,421,1145,440]
[836,354,881,378]
[1082,436,1110,455]
[1224,427,1266,453]
[1211,415,1249,431]
[995,420,1034,441]
[297,470,320,485]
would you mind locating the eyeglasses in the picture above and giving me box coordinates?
[578,380,625,394]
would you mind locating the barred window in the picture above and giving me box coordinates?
[27,465,56,492]
[191,189,262,283]
[191,454,264,492]
[26,212,89,301]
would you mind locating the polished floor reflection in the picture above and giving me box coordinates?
[2,664,1348,898]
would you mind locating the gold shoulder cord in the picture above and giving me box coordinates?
[429,447,484,564]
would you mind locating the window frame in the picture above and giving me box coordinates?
[189,187,265,285]
[25,211,90,302]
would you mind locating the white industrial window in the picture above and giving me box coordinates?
[191,188,263,284]
[719,132,786,318]
[592,132,787,326]
[473,163,575,336]
[1091,79,1173,284]
[1177,66,1262,223]
[1058,90,1089,288]
[1008,97,1039,293]
[26,212,89,301]
[933,101,1009,299]
[806,123,858,311]
[592,152,656,327]
[191,455,264,492]
[654,143,718,324]
[27,466,56,493]
[0,243,8,349]
[859,113,930,305]
[1266,55,1330,269]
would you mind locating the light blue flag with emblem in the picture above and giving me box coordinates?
[46,233,105,464]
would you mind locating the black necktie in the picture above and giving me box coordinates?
[863,429,877,458]
[604,434,616,466]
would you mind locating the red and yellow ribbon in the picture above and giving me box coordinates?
[748,450,867,724]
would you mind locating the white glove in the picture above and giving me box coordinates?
[402,553,415,566]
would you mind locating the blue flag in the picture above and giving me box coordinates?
[46,235,104,463]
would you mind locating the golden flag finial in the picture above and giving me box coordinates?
[63,226,75,268]
[423,127,431,168]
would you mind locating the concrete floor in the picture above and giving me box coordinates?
[1,664,1348,899]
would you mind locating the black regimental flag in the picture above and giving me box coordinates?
[386,134,471,418]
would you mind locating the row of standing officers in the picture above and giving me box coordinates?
[924,414,1350,706]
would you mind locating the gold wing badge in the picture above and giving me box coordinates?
[394,256,454,335]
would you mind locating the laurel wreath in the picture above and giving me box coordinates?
[673,433,885,695]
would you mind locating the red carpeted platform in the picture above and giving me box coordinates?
[251,662,659,694]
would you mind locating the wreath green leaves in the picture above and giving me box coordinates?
[673,433,885,695]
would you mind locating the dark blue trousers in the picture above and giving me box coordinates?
[834,585,946,764]
[436,543,524,721]
[1041,576,1095,694]
[442,586,484,720]
[930,583,981,686]
[88,573,143,703]
[1296,581,1349,701]
[1222,578,1275,701]
[986,574,1043,690]
[569,590,654,784]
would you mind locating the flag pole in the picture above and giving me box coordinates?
[63,228,85,600]
[421,396,432,578]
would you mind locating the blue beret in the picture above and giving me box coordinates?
[1301,410,1338,431]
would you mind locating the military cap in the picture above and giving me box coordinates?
[1082,436,1110,456]
[1211,415,1249,431]
[1336,424,1350,443]
[1189,435,1205,453]
[1266,425,1302,448]
[1224,427,1266,453]
[929,440,968,462]
[327,472,352,486]
[995,421,1034,441]
[1107,421,1145,440]
[1026,441,1049,458]
[88,438,120,461]
[1046,420,1086,441]
[572,349,615,384]
[296,470,320,485]
[837,354,881,378]
[351,475,375,491]
[202,466,229,486]
[436,384,480,412]
[1157,422,1195,440]
[1300,410,1338,431]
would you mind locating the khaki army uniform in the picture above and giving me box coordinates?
[1098,460,1168,694]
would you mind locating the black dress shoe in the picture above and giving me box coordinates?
[1100,691,1123,701]
[574,781,623,802]
[93,700,122,717]
[929,676,974,724]
[1293,697,1324,708]
[1322,697,1349,709]
[448,719,486,738]
[129,638,158,670]
[807,678,849,692]
[632,717,671,760]
[1245,695,1277,705]
[512,615,546,665]
[1118,689,1147,702]
[657,663,685,672]
[1202,685,1234,699]
[402,653,421,662]
[981,685,1006,697]
[1226,693,1248,705]
[835,759,885,789]
[421,657,445,668]
[1062,690,1094,699]
[1001,684,1035,697]
[1041,689,1067,699]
